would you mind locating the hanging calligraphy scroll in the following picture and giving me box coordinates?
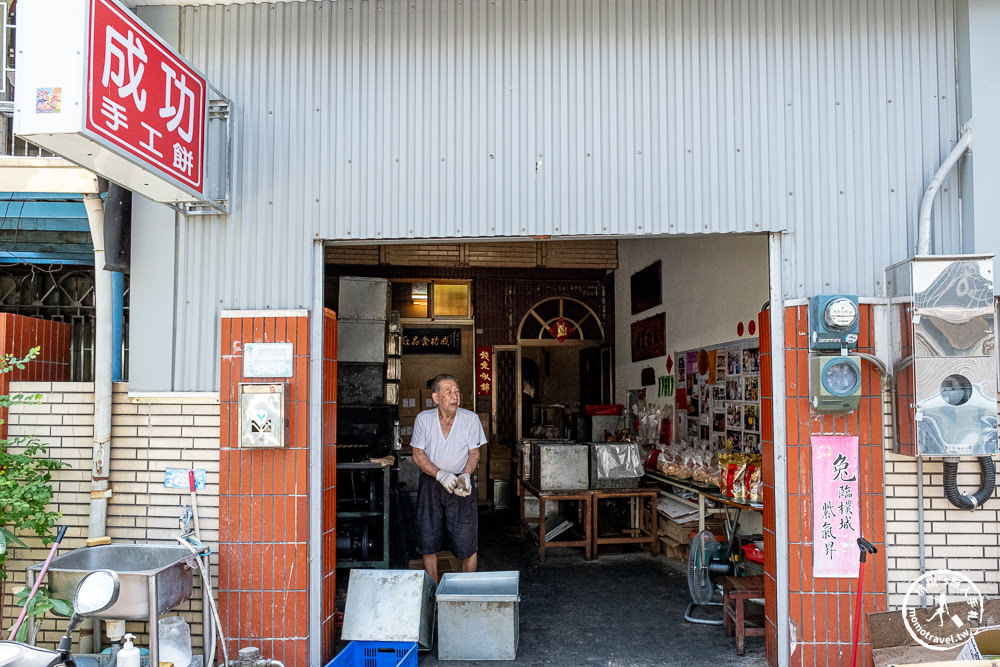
[401,328,462,355]
[811,435,860,578]
[476,346,493,396]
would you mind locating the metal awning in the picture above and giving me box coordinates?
[0,190,95,265]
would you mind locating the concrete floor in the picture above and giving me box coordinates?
[339,510,767,666]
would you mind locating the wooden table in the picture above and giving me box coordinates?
[590,487,658,558]
[519,480,592,562]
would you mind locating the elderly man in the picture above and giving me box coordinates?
[410,373,486,582]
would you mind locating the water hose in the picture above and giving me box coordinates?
[177,536,230,667]
[942,457,996,509]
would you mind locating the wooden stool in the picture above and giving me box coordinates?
[720,575,766,655]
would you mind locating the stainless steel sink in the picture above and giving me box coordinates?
[28,544,198,619]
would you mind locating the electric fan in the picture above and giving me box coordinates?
[684,529,732,625]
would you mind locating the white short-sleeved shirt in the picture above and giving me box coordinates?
[411,407,486,474]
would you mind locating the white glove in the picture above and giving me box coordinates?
[435,470,459,493]
[454,473,472,497]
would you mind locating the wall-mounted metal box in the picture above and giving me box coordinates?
[886,255,998,456]
[809,355,863,414]
[239,383,287,448]
[808,294,860,350]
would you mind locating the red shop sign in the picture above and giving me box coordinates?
[476,347,493,396]
[86,0,206,192]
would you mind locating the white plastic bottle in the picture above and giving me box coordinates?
[118,633,140,667]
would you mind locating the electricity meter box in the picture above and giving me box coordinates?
[808,295,860,350]
[886,255,998,457]
[809,355,863,414]
[239,383,288,448]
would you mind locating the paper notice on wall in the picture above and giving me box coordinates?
[811,435,860,578]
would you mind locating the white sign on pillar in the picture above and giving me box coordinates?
[13,0,230,213]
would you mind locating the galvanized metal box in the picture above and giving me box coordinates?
[435,571,520,661]
[590,415,623,441]
[530,442,589,491]
[337,362,386,406]
[341,569,435,650]
[338,277,390,320]
[337,320,387,363]
[588,441,643,489]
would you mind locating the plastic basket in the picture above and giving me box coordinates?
[742,543,765,564]
[326,641,418,667]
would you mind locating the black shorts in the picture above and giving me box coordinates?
[416,473,478,559]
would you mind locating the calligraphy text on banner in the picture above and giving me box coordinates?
[402,328,462,355]
[87,0,206,192]
[811,434,860,578]
[476,346,493,396]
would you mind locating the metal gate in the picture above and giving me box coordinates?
[0,265,127,381]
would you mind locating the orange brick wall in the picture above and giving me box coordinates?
[320,309,338,662]
[218,312,311,667]
[0,314,70,438]
[762,305,888,667]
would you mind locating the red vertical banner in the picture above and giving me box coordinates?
[476,346,493,396]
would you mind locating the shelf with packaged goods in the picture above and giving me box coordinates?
[643,469,728,533]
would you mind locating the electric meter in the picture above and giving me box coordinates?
[808,294,860,350]
[824,298,859,330]
[809,355,863,413]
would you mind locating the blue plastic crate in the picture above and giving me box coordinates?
[326,641,418,667]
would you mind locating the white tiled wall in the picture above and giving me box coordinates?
[0,382,219,653]
[883,453,1000,608]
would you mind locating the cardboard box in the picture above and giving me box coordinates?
[661,516,724,543]
[477,444,489,501]
[490,445,512,461]
[477,412,492,439]
[867,598,1000,666]
[490,458,512,480]
[957,626,1000,660]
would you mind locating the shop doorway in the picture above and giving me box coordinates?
[323,234,771,659]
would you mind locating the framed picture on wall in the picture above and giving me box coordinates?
[630,260,662,315]
[630,312,666,362]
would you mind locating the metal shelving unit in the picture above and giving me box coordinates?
[336,462,391,568]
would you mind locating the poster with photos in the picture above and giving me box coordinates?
[674,338,762,454]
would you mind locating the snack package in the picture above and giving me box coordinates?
[730,461,748,502]
[748,466,762,503]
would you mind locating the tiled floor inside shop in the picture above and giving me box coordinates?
[336,510,767,666]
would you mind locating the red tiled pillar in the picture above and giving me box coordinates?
[762,305,888,666]
[0,314,71,438]
[320,309,338,662]
[218,311,311,667]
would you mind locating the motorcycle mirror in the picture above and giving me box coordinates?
[73,570,120,616]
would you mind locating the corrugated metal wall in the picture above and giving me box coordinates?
[168,0,960,389]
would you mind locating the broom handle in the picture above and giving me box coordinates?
[8,526,68,640]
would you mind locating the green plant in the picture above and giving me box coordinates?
[6,585,72,642]
[0,346,69,629]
